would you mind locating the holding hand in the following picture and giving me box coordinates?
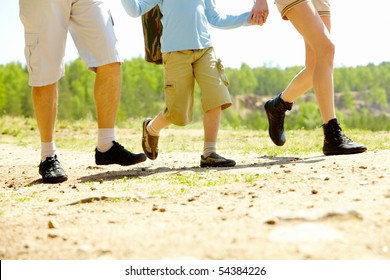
[249,0,269,25]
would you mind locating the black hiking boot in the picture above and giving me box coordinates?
[264,93,293,146]
[322,118,367,156]
[95,141,146,166]
[39,155,68,184]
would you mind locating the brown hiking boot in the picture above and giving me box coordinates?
[142,118,159,160]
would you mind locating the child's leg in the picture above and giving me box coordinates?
[193,48,230,156]
[193,48,235,166]
[200,104,235,167]
[203,106,221,156]
[142,51,195,160]
[147,112,171,136]
[142,113,170,160]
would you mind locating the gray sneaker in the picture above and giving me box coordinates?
[142,118,159,160]
[200,152,236,168]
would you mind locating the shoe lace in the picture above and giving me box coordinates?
[112,141,135,157]
[329,125,352,144]
[113,141,126,151]
[43,157,61,172]
[338,129,353,143]
[273,102,286,127]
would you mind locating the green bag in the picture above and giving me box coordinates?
[141,6,163,64]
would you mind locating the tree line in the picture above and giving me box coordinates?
[0,58,389,131]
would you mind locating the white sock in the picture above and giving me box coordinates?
[41,141,56,161]
[203,142,216,157]
[97,128,115,152]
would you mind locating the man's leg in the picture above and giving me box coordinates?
[32,83,68,183]
[94,62,120,152]
[32,83,57,144]
[93,62,146,165]
[94,62,121,129]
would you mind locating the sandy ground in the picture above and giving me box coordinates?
[1,142,389,260]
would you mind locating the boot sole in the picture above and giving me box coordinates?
[323,147,367,156]
[95,155,146,166]
[42,175,68,184]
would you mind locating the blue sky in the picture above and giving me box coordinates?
[1,0,390,68]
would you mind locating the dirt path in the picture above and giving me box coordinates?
[1,143,389,260]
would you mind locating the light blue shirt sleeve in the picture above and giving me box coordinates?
[121,0,252,53]
[121,0,160,17]
[205,0,251,29]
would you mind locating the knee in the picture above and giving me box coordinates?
[319,40,335,61]
[96,62,121,73]
[327,40,335,57]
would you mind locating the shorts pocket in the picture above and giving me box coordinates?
[216,58,229,87]
[24,33,39,74]
[162,52,172,65]
[164,80,176,112]
[108,10,115,26]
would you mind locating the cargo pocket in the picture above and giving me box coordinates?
[216,58,229,87]
[108,10,115,26]
[24,33,39,74]
[162,52,171,65]
[164,80,176,114]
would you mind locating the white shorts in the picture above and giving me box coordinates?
[19,0,122,86]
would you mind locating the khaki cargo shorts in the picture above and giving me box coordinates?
[161,47,232,126]
[19,0,121,87]
[275,0,331,20]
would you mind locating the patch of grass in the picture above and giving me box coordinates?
[9,194,33,203]
[239,173,262,184]
[1,115,388,155]
[147,171,268,192]
[81,181,95,186]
